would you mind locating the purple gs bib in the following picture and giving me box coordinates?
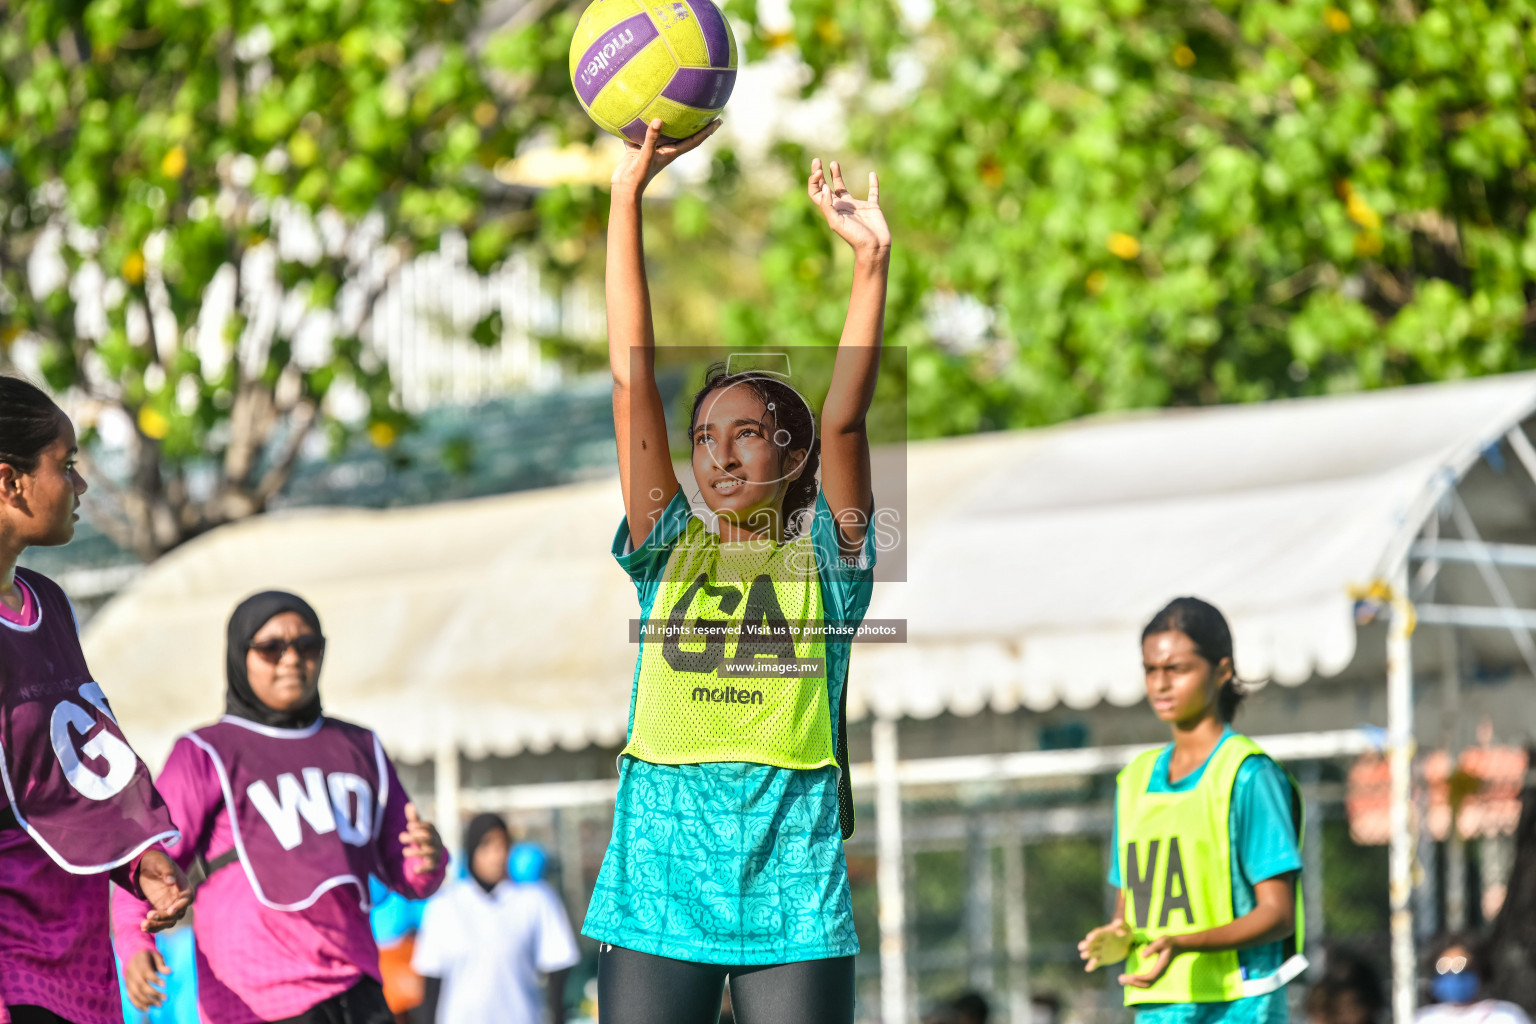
[186,715,389,911]
[0,568,178,872]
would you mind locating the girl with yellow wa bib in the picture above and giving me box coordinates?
[1080,597,1308,1024]
[581,118,888,1024]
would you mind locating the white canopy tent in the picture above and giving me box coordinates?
[85,371,1536,1022]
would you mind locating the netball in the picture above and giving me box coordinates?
[569,0,736,143]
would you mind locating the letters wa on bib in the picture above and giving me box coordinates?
[1115,732,1307,1010]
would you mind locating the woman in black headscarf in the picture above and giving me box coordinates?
[113,590,448,1024]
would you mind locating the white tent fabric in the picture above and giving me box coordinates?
[85,373,1536,766]
[848,372,1536,721]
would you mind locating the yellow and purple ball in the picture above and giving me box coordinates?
[569,0,737,144]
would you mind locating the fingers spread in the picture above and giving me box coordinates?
[868,171,880,203]
[830,160,848,195]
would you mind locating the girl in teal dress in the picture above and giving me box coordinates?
[582,118,888,1024]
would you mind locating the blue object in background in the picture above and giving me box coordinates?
[118,924,198,1023]
[509,842,547,883]
[369,875,428,946]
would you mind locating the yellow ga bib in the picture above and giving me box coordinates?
[622,516,835,770]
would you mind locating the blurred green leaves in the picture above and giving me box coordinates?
[0,0,579,558]
[719,0,1536,434]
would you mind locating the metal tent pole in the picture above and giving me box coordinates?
[874,717,909,1024]
[1299,761,1325,964]
[1002,842,1032,1024]
[967,817,995,994]
[1442,626,1466,932]
[1388,564,1417,1023]
[435,731,462,861]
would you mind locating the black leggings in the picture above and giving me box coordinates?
[273,977,394,1024]
[9,1009,74,1024]
[597,943,855,1024]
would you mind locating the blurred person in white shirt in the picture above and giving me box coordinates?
[413,814,581,1024]
[1414,935,1532,1024]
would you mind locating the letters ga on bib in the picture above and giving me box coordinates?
[0,568,177,872]
[623,518,836,771]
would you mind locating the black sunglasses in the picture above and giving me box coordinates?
[248,635,327,664]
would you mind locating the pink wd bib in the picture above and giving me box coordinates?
[186,715,389,911]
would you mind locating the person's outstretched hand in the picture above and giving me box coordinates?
[124,948,170,1011]
[611,118,721,197]
[808,157,891,259]
[137,849,191,933]
[1078,919,1134,972]
[399,802,443,876]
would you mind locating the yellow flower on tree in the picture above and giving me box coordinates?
[160,145,187,178]
[137,407,171,440]
[122,251,146,285]
[1324,7,1351,32]
[1107,232,1141,260]
[368,421,399,448]
[1173,45,1196,68]
[1355,232,1383,257]
[1346,192,1380,230]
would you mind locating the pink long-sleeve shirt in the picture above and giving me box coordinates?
[112,732,444,1024]
[0,806,149,1024]
[0,575,152,1024]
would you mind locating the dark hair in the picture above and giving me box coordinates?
[463,812,510,855]
[1423,932,1484,983]
[949,992,989,1024]
[1305,945,1386,1023]
[1141,596,1249,721]
[688,362,819,539]
[0,376,64,474]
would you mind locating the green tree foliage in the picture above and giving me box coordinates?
[0,0,560,558]
[721,0,1536,434]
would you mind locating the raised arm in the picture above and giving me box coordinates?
[808,159,890,558]
[608,118,720,548]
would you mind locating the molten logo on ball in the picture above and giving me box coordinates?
[569,0,737,144]
[578,27,639,90]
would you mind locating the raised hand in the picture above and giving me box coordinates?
[124,949,170,1011]
[611,118,722,197]
[137,849,192,933]
[398,802,443,876]
[808,158,892,258]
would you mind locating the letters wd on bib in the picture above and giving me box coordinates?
[111,591,443,1024]
[184,716,389,910]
